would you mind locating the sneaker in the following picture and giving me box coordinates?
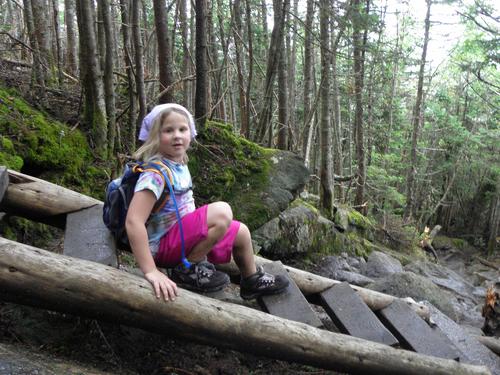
[171,260,230,293]
[239,266,290,300]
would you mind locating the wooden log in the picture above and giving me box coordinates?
[0,237,491,375]
[217,257,431,320]
[0,169,100,228]
[1,168,429,320]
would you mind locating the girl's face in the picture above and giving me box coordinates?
[159,111,191,162]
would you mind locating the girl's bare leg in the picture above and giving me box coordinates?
[232,223,257,278]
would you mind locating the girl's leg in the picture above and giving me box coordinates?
[187,201,232,263]
[232,223,257,278]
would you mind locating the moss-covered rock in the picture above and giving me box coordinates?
[189,122,310,230]
[0,86,107,198]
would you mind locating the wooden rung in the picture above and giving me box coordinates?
[320,282,399,346]
[258,261,323,328]
[379,299,460,360]
[63,204,118,267]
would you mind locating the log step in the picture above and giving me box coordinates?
[319,282,399,346]
[63,204,118,267]
[378,299,461,360]
[258,261,323,328]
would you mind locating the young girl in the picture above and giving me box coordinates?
[126,103,289,302]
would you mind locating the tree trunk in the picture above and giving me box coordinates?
[255,0,287,144]
[99,0,116,157]
[22,0,48,105]
[51,0,63,85]
[179,0,192,108]
[319,0,333,217]
[31,0,53,84]
[487,190,499,254]
[195,0,208,130]
[244,0,254,139]
[302,0,314,158]
[286,0,298,149]
[76,0,108,158]
[277,0,290,150]
[353,0,368,214]
[64,0,78,76]
[153,0,174,104]
[232,0,249,137]
[404,0,432,221]
[0,238,490,375]
[132,0,146,137]
[119,0,136,153]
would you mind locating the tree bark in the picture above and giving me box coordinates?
[119,0,136,153]
[153,0,174,104]
[487,190,499,254]
[302,0,314,159]
[319,0,334,217]
[179,0,192,109]
[277,0,290,150]
[76,0,108,157]
[99,0,117,156]
[0,238,489,375]
[195,0,208,130]
[64,0,78,76]
[404,0,432,221]
[31,0,53,84]
[132,0,146,135]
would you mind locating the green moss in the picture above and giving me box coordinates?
[0,85,105,198]
[451,238,467,249]
[189,121,273,229]
[347,209,375,230]
[290,198,319,215]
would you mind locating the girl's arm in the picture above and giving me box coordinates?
[126,190,178,301]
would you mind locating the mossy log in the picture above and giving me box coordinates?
[0,237,491,375]
[0,168,100,228]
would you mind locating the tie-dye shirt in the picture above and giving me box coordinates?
[134,158,195,256]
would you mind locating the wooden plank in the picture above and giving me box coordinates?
[63,204,118,267]
[319,282,399,346]
[258,261,323,328]
[379,299,460,360]
[0,166,8,203]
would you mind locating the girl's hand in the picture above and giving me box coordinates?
[144,269,179,301]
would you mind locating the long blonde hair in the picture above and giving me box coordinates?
[133,107,191,163]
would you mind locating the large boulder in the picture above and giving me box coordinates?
[363,251,403,278]
[190,122,310,230]
[315,254,373,286]
[252,201,339,258]
[366,271,458,321]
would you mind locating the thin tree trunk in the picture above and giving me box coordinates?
[179,0,191,108]
[195,0,208,130]
[233,0,249,137]
[404,0,432,221]
[100,0,116,156]
[487,190,500,254]
[277,0,290,150]
[287,0,298,149]
[153,0,174,104]
[64,0,78,76]
[244,0,253,139]
[255,0,287,144]
[132,0,146,135]
[76,0,108,157]
[119,0,136,153]
[31,0,53,84]
[319,0,333,217]
[353,0,369,214]
[51,0,63,86]
[302,0,314,158]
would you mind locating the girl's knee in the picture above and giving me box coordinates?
[208,201,233,228]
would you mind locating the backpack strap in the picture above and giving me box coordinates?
[133,161,174,213]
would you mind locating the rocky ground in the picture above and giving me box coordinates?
[1,238,499,375]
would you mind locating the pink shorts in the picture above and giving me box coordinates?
[155,205,241,267]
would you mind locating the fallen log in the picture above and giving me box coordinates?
[0,237,491,375]
[0,168,100,228]
[217,257,430,319]
[0,167,430,319]
[477,336,500,356]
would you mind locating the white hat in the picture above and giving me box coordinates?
[138,103,197,141]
